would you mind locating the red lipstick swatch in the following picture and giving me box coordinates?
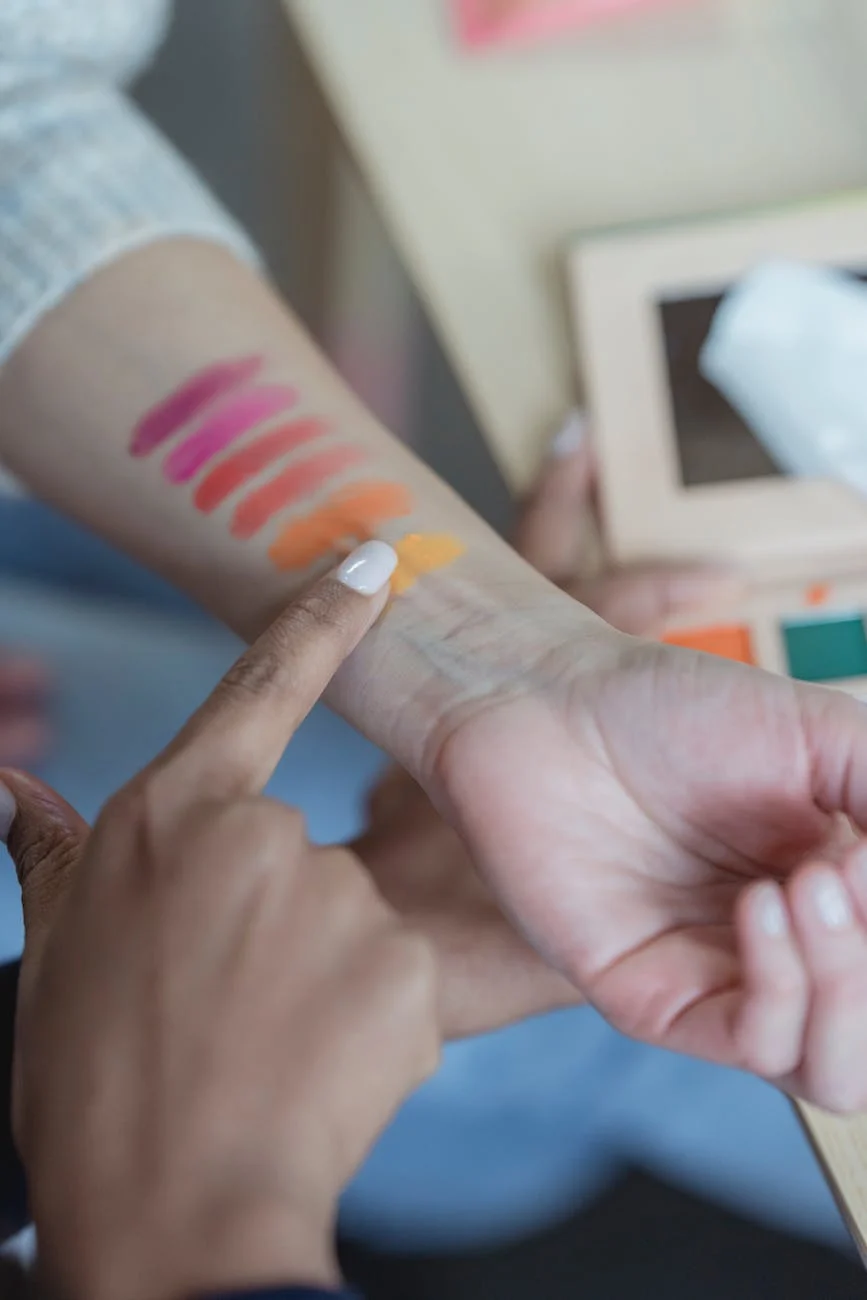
[193,418,328,514]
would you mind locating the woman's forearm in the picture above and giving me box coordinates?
[0,240,593,775]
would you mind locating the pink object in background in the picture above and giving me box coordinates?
[453,0,685,49]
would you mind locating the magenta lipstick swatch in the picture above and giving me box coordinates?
[130,355,264,457]
[162,385,299,485]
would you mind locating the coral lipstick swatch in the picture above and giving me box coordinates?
[194,419,327,514]
[231,446,366,540]
[131,356,464,592]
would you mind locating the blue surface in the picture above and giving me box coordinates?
[0,502,850,1256]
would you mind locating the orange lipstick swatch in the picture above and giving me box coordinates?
[392,533,466,594]
[194,419,327,514]
[268,483,413,571]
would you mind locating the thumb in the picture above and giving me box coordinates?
[0,771,89,952]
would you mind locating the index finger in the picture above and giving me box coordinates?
[148,541,397,803]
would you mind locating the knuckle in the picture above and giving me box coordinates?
[316,875,376,939]
[762,968,806,1005]
[374,929,439,1017]
[217,645,286,702]
[98,782,148,835]
[278,584,354,644]
[13,825,80,898]
[207,800,308,884]
[319,848,383,915]
[247,802,307,860]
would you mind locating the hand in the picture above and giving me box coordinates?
[0,654,48,766]
[425,433,867,1115]
[1,546,439,1300]
[358,428,734,1040]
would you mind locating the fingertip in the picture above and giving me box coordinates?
[743,879,790,941]
[789,863,856,937]
[0,769,88,842]
[334,540,398,598]
[548,410,589,461]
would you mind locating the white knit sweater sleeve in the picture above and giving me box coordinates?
[0,0,260,366]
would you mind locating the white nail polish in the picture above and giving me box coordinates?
[335,541,398,596]
[0,783,15,845]
[814,875,853,930]
[757,885,788,938]
[549,410,588,459]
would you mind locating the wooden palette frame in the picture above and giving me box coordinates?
[570,192,867,575]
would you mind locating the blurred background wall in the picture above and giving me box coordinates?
[134,0,513,532]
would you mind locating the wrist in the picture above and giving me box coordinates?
[329,543,618,786]
[50,1199,339,1300]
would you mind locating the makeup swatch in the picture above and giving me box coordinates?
[131,356,435,583]
[268,482,413,571]
[392,533,466,594]
[231,446,367,540]
[163,385,299,485]
[194,419,328,514]
[454,0,680,49]
[131,355,263,457]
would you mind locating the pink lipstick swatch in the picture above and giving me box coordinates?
[193,419,328,514]
[130,355,263,457]
[231,445,367,540]
[162,385,299,485]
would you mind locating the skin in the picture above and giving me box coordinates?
[1,562,439,1300]
[359,443,867,1114]
[3,242,867,1109]
[355,437,744,1038]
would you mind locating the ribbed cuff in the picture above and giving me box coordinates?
[0,80,260,366]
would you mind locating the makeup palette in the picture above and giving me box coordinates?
[568,191,867,700]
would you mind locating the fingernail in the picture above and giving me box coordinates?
[757,883,788,938]
[335,541,398,596]
[813,872,854,930]
[549,410,588,459]
[0,782,16,845]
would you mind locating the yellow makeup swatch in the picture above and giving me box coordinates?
[392,533,466,595]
